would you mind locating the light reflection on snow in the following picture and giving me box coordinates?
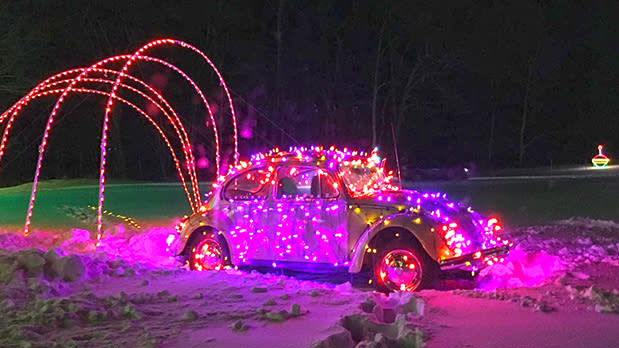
[478,249,565,290]
[0,225,179,268]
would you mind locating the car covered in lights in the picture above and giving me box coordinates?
[169,146,511,292]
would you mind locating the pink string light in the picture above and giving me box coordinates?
[5,39,238,243]
[0,68,86,124]
[0,43,237,175]
[9,77,198,211]
[173,40,239,168]
[0,66,202,212]
[17,55,132,238]
[94,41,176,243]
[93,39,238,243]
[12,86,196,210]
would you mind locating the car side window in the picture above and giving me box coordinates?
[276,166,318,199]
[276,166,339,199]
[319,171,340,199]
[223,168,272,201]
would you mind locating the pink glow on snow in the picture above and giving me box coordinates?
[479,249,565,290]
[0,226,179,268]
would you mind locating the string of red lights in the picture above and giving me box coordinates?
[0,39,238,243]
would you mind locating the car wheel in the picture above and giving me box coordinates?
[185,230,230,271]
[373,241,435,292]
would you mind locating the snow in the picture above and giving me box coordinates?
[479,249,565,289]
[0,216,618,347]
[0,226,178,267]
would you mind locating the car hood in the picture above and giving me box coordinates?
[350,189,501,254]
[351,189,465,214]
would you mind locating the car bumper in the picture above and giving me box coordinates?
[438,245,510,271]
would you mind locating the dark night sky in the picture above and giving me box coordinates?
[0,0,617,185]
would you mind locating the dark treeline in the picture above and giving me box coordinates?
[0,1,617,186]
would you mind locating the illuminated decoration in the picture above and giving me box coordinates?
[0,39,239,244]
[173,145,512,291]
[592,145,610,167]
[1,72,201,233]
[1,75,198,211]
[87,205,142,230]
[0,39,512,290]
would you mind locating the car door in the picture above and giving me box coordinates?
[221,166,274,263]
[314,169,349,265]
[270,164,348,265]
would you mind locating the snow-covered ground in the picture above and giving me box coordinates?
[1,217,618,348]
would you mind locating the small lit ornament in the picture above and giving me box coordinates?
[592,145,610,167]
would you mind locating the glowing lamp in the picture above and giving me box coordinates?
[592,145,610,167]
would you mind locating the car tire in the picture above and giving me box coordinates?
[373,239,436,292]
[184,229,231,271]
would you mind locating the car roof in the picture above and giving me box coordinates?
[225,146,375,174]
[214,146,399,198]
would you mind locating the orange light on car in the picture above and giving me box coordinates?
[487,217,502,234]
[439,246,451,258]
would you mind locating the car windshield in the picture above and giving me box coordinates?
[339,162,398,197]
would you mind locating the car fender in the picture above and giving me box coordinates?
[348,213,441,273]
[175,211,237,260]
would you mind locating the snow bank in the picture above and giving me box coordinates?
[513,218,619,264]
[0,217,617,347]
[556,217,619,230]
[0,224,178,268]
[479,249,565,289]
[475,217,619,290]
[311,292,426,348]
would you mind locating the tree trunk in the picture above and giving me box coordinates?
[333,36,343,140]
[519,40,542,167]
[487,79,498,162]
[371,24,384,147]
[275,0,284,144]
[519,59,534,167]
[488,108,496,163]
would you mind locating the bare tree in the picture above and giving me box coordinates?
[371,22,386,146]
[518,41,541,167]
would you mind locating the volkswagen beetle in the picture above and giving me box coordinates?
[169,146,510,292]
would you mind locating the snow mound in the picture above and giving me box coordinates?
[507,219,619,265]
[0,224,178,268]
[565,285,619,314]
[311,292,426,348]
[479,249,565,290]
[475,218,619,291]
[97,225,177,267]
[556,217,619,230]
